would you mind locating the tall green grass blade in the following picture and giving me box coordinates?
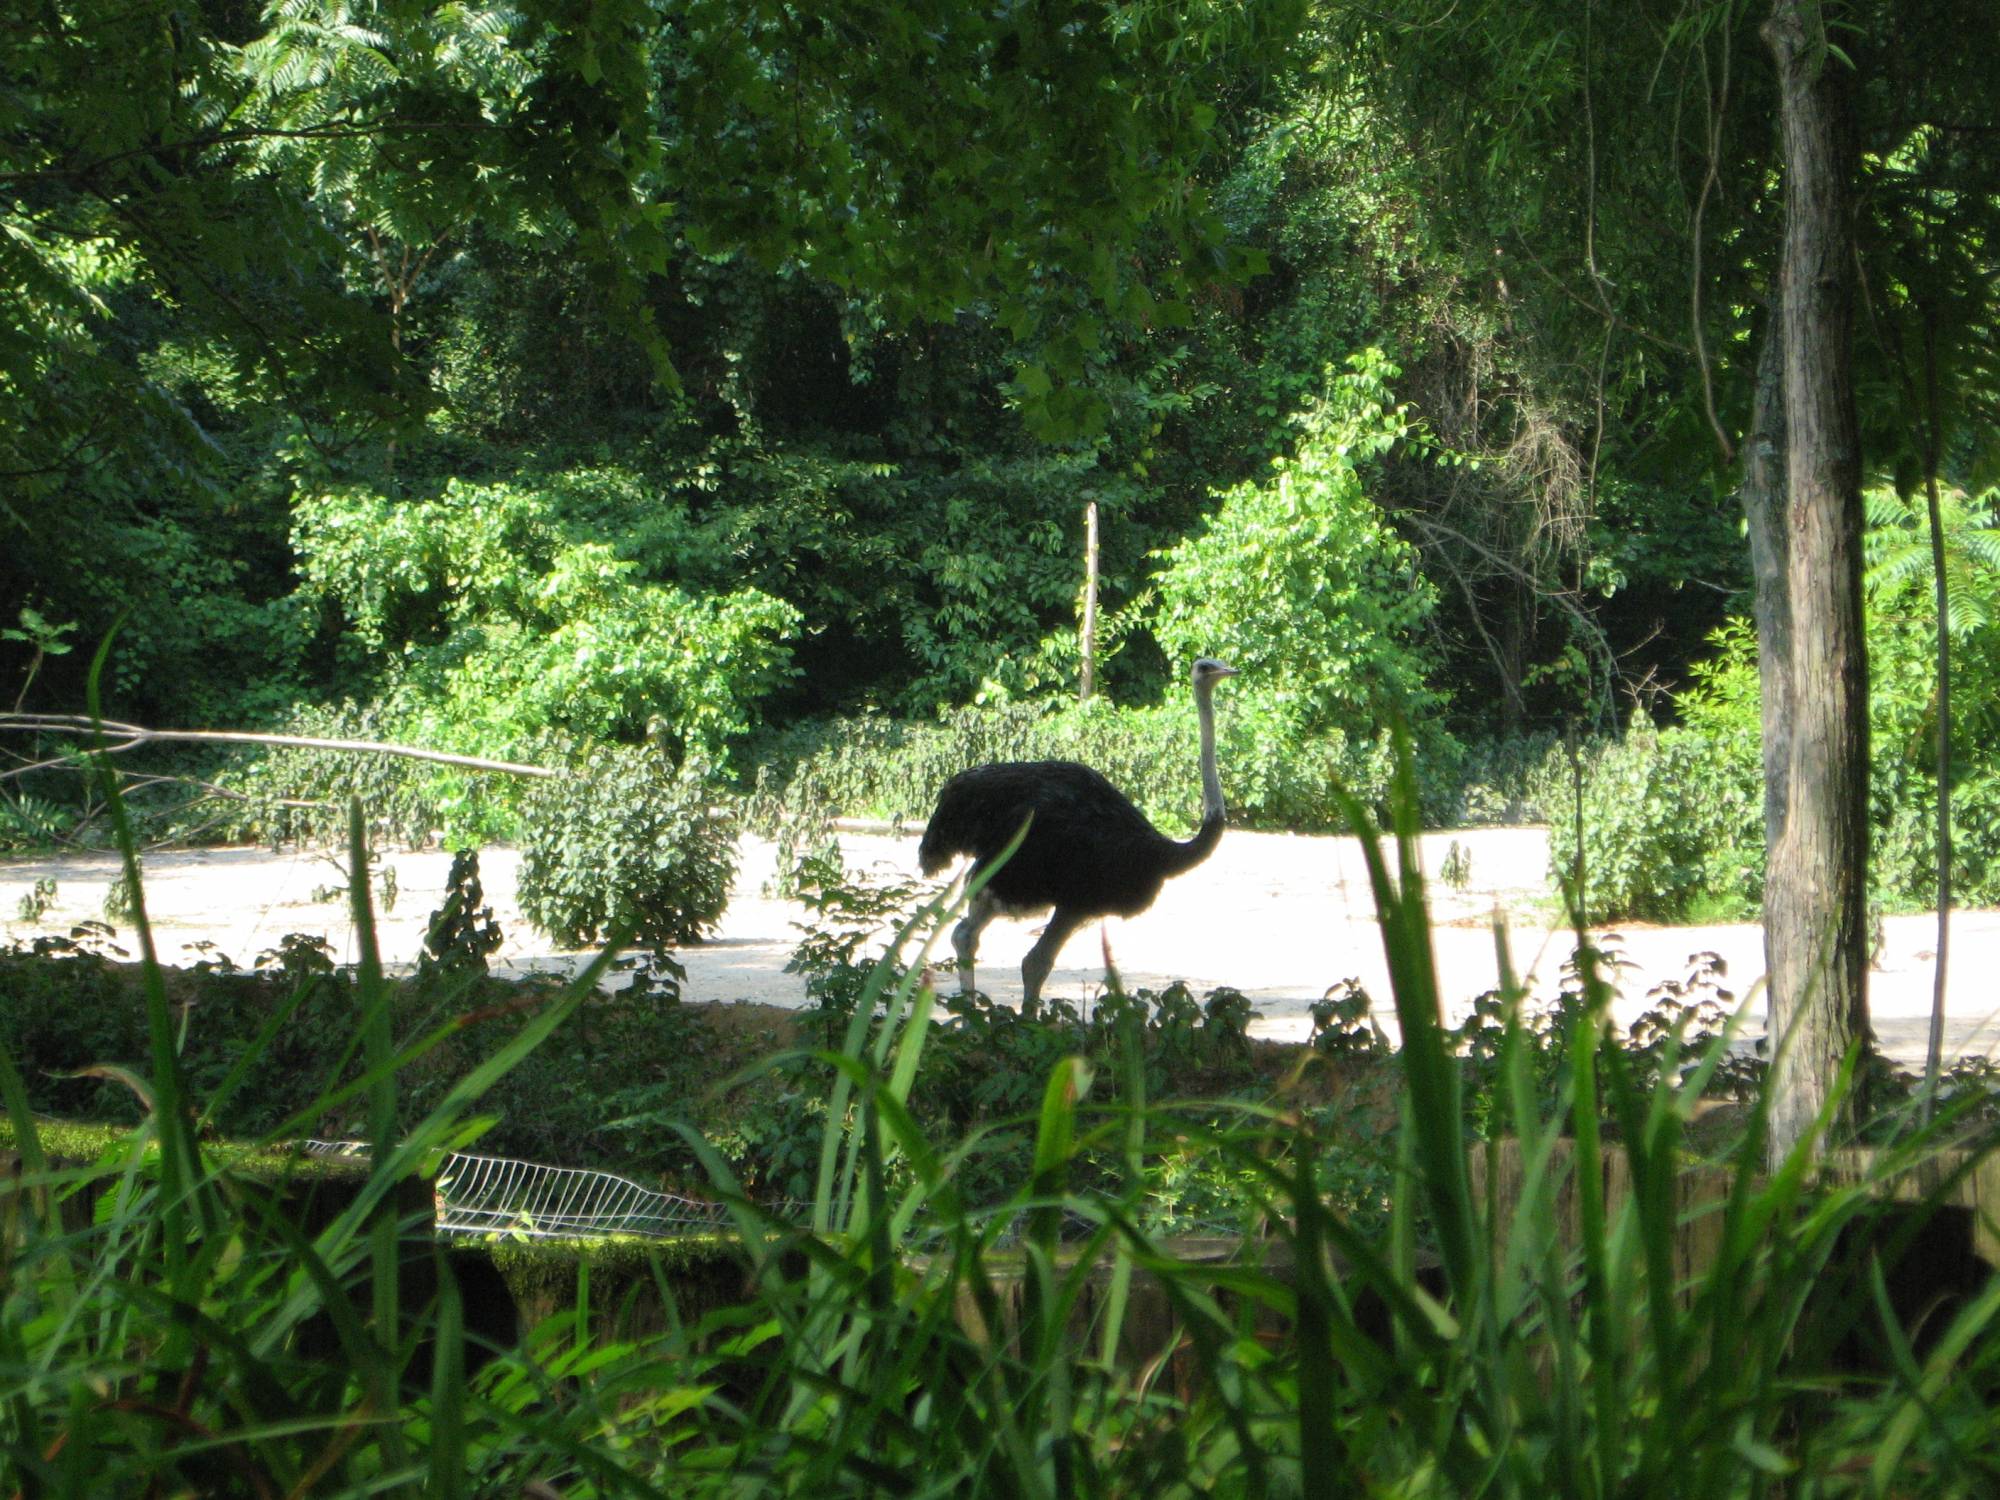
[1872,1267,2000,1487]
[1027,1056,1089,1253]
[0,1041,61,1247]
[1562,951,1623,1490]
[83,628,208,1262]
[811,877,965,1238]
[1288,1129,1343,1494]
[426,1248,468,1500]
[341,799,413,1480]
[1095,1009,1146,1372]
[350,799,397,1164]
[191,965,322,1137]
[1330,759,1478,1307]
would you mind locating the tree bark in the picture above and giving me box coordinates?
[1761,0,1870,1166]
[1080,498,1100,703]
[1740,317,1790,852]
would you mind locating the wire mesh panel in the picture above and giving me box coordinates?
[298,1141,1148,1245]
[432,1152,736,1240]
[303,1140,740,1241]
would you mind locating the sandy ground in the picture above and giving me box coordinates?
[4,825,1997,1069]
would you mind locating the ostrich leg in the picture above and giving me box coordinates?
[952,888,1000,995]
[1020,908,1083,1019]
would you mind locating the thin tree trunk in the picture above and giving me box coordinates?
[1762,0,1871,1166]
[1080,498,1100,703]
[1920,311,1952,1115]
[1740,315,1791,853]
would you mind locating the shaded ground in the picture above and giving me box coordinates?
[4,825,1995,1069]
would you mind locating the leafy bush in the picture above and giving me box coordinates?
[1542,723,1764,924]
[516,744,737,950]
[1862,484,2000,907]
[1438,731,1565,826]
[754,692,1469,837]
[0,928,379,1137]
[291,467,801,766]
[211,701,516,850]
[1151,349,1447,746]
[1542,486,2000,923]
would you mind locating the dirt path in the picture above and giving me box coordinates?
[5,826,1995,1068]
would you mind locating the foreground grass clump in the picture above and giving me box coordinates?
[7,751,2000,1496]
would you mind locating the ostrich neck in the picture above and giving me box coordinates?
[1195,680,1223,823]
[1162,680,1226,876]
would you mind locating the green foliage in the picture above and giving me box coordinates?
[410,957,723,1173]
[292,469,802,764]
[1637,485,2000,917]
[0,924,720,1182]
[782,849,927,1016]
[1153,349,1445,740]
[756,691,1478,840]
[214,702,506,851]
[3,0,1329,753]
[1,605,75,695]
[0,786,79,853]
[1865,487,2000,907]
[11,751,2000,1496]
[418,850,504,985]
[100,870,138,925]
[15,877,56,924]
[515,744,736,951]
[1543,724,1765,924]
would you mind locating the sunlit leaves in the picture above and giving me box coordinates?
[291,469,801,760]
[1865,486,2000,641]
[1152,349,1443,738]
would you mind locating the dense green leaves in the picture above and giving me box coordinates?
[3,0,1318,734]
[293,469,801,759]
[517,741,736,949]
[1153,349,1443,741]
[1559,487,2000,921]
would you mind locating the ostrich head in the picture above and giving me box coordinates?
[1191,657,1238,691]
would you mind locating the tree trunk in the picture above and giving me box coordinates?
[1739,317,1790,853]
[1761,0,1870,1166]
[1080,498,1100,703]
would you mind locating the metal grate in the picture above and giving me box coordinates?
[300,1141,1239,1245]
[304,1140,744,1242]
[431,1152,738,1240]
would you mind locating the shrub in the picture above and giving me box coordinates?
[1658,486,2000,917]
[516,744,736,950]
[1439,731,1564,826]
[1151,349,1447,744]
[291,468,801,767]
[1542,724,1764,924]
[752,692,1468,837]
[209,701,513,850]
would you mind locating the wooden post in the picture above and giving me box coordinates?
[1080,498,1100,703]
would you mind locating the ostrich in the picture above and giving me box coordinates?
[917,657,1237,1015]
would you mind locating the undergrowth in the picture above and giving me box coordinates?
[5,723,2000,1495]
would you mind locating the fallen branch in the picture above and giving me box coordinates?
[0,713,561,781]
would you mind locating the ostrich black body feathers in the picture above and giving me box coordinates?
[919,760,1220,920]
[916,655,1235,1013]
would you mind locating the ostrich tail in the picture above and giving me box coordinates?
[917,786,971,874]
[917,825,952,876]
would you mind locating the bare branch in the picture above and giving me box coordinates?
[0,714,560,780]
[1690,30,1737,465]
